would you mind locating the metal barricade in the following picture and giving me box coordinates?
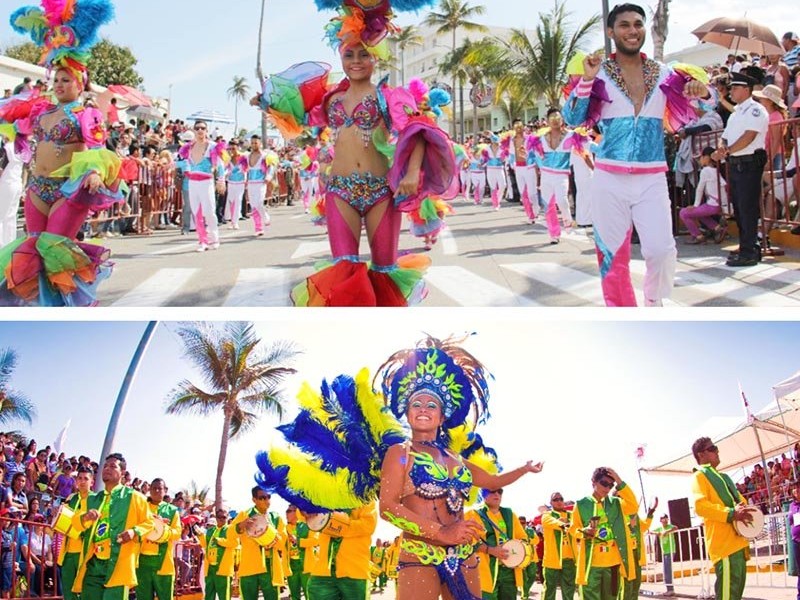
[175,539,204,597]
[0,514,63,600]
[644,512,795,595]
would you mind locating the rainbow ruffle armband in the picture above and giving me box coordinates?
[661,62,714,134]
[257,62,332,140]
[50,148,127,211]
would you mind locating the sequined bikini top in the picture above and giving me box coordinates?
[327,95,380,147]
[408,447,473,514]
[32,106,82,146]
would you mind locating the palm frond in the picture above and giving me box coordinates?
[164,382,226,416]
[0,392,36,426]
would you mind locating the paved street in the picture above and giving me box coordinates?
[97,196,800,307]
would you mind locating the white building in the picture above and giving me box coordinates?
[381,22,537,140]
[0,55,46,95]
[664,42,730,68]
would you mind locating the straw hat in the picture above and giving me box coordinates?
[753,84,787,109]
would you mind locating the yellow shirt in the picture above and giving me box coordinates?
[300,530,320,575]
[468,507,527,593]
[307,502,377,580]
[230,507,287,585]
[140,501,182,576]
[57,493,88,566]
[198,525,239,577]
[542,510,575,569]
[691,467,749,564]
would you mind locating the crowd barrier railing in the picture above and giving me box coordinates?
[643,510,794,595]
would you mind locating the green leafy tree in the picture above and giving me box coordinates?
[439,39,489,136]
[424,0,488,136]
[87,39,143,87]
[395,25,424,86]
[2,42,40,65]
[0,348,36,429]
[227,76,250,135]
[164,322,300,509]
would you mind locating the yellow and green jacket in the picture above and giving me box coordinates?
[629,514,653,567]
[570,482,637,587]
[140,500,182,576]
[691,465,749,564]
[469,506,528,593]
[384,537,401,579]
[72,484,154,591]
[230,507,287,585]
[57,491,88,566]
[198,524,238,577]
[542,509,575,569]
[307,502,377,580]
[300,529,320,574]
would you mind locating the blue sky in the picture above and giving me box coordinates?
[1,0,796,131]
[1,317,798,538]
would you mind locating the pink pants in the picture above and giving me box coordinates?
[679,203,720,238]
[592,169,676,307]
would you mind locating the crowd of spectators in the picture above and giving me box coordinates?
[736,443,800,513]
[0,432,213,598]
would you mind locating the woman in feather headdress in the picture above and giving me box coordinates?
[252,0,456,307]
[377,334,544,600]
[0,0,123,306]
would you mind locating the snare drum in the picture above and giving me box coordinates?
[733,506,765,539]
[51,505,80,540]
[500,539,532,569]
[144,518,170,544]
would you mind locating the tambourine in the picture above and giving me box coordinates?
[144,518,170,544]
[243,514,277,547]
[306,512,349,536]
[733,506,765,539]
[500,539,532,569]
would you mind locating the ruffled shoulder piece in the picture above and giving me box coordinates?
[68,104,106,148]
[177,143,191,160]
[562,127,591,156]
[210,140,229,168]
[660,61,713,134]
[375,74,393,130]
[526,134,544,156]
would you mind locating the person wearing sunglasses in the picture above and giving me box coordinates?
[229,487,287,600]
[542,492,577,600]
[691,437,752,600]
[570,467,638,600]
[518,516,540,600]
[176,120,227,251]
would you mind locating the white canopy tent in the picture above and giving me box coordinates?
[642,399,800,476]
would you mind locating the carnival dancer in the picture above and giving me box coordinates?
[563,2,712,306]
[285,505,309,600]
[298,146,320,214]
[570,129,596,228]
[245,135,271,237]
[690,437,752,600]
[530,109,578,243]
[0,134,25,247]
[503,119,539,223]
[136,479,181,600]
[483,134,506,210]
[1,0,125,306]
[57,466,93,600]
[71,453,154,600]
[198,507,238,600]
[378,335,544,600]
[225,140,248,230]
[541,492,576,600]
[469,144,488,205]
[230,487,286,600]
[310,138,334,227]
[623,496,657,600]
[458,144,471,198]
[468,489,529,599]
[177,120,227,252]
[569,467,637,600]
[254,1,455,306]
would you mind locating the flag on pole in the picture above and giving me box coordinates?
[635,444,646,463]
[739,381,754,424]
[53,419,71,454]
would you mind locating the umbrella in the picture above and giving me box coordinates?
[127,105,165,121]
[106,84,152,107]
[692,17,783,56]
[186,110,234,125]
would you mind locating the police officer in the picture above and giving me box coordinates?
[713,72,769,267]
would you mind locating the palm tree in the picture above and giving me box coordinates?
[181,480,212,507]
[424,0,488,136]
[439,39,488,136]
[256,0,268,142]
[468,1,600,110]
[227,76,250,136]
[394,25,424,86]
[165,322,300,510]
[650,0,670,62]
[0,348,35,428]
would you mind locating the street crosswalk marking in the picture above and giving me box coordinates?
[425,266,541,306]
[681,256,800,292]
[223,268,292,306]
[111,268,199,306]
[292,241,330,259]
[439,227,458,255]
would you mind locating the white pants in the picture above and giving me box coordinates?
[226,181,246,226]
[459,169,470,195]
[0,179,22,247]
[516,164,538,215]
[486,166,506,195]
[572,159,593,226]
[187,178,219,245]
[540,171,572,223]
[591,169,676,306]
[470,170,486,203]
[300,177,317,210]
[247,181,270,233]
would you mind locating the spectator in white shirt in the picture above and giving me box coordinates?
[680,147,729,244]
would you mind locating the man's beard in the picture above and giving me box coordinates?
[614,38,644,56]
